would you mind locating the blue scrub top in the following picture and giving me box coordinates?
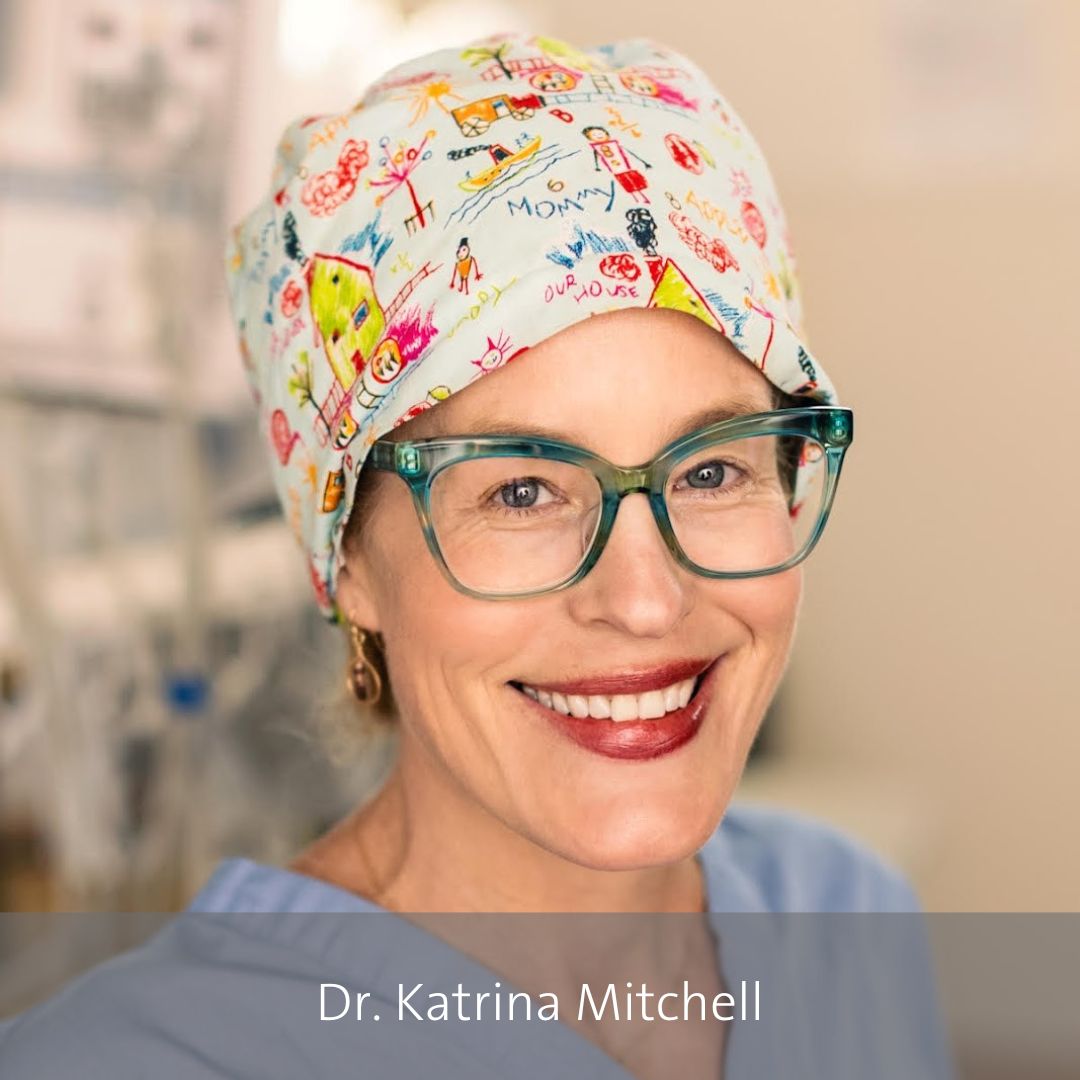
[0,804,954,1078]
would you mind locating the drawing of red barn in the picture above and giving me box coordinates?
[477,55,582,93]
[304,253,440,450]
[451,92,546,136]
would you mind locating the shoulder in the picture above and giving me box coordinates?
[700,801,923,913]
[0,924,196,1075]
[0,914,327,1078]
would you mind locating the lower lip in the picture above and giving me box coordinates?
[512,657,723,762]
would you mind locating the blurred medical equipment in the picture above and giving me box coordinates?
[0,0,391,910]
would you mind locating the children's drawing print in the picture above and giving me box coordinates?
[394,385,451,426]
[282,211,305,264]
[280,279,303,317]
[394,77,465,124]
[300,252,441,448]
[582,125,652,203]
[669,210,740,273]
[618,69,698,111]
[451,91,545,137]
[646,258,724,333]
[604,105,642,138]
[306,255,386,394]
[338,210,395,266]
[270,408,300,465]
[470,329,525,376]
[794,345,820,395]
[599,252,641,281]
[368,131,437,234]
[301,139,370,217]
[226,31,837,620]
[544,223,629,270]
[625,207,659,256]
[729,167,753,198]
[456,135,543,192]
[741,200,767,248]
[447,142,580,227]
[665,133,705,174]
[321,467,345,513]
[743,289,777,371]
[468,48,584,93]
[462,41,517,81]
[450,238,482,293]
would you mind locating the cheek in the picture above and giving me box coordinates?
[368,507,536,722]
[700,568,802,741]
[714,567,803,645]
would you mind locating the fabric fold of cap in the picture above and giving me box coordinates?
[225,31,837,621]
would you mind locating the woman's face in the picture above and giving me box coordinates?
[338,307,801,870]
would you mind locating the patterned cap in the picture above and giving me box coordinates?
[226,32,836,621]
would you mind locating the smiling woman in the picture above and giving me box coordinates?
[0,28,953,1080]
[212,30,888,917]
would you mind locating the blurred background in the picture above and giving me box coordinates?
[0,0,1076,921]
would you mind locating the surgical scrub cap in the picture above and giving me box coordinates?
[225,31,837,621]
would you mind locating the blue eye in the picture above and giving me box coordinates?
[498,479,540,508]
[685,461,727,489]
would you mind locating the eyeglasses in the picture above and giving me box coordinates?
[367,406,853,600]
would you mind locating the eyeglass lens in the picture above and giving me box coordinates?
[426,433,827,594]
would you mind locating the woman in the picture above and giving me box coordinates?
[1,32,952,1079]
[213,29,888,915]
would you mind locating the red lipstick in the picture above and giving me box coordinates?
[517,656,714,697]
[512,655,724,761]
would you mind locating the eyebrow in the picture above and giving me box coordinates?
[428,395,773,446]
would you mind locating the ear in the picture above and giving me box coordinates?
[335,546,382,632]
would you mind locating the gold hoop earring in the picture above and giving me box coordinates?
[346,624,385,707]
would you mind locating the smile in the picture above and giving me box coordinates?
[508,656,723,761]
[515,675,699,722]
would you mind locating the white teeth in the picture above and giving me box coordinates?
[567,694,590,718]
[587,694,611,719]
[518,675,700,720]
[638,689,666,720]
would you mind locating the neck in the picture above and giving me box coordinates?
[291,739,707,914]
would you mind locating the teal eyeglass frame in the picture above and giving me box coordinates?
[367,406,854,600]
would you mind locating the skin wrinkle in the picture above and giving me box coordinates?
[292,308,802,914]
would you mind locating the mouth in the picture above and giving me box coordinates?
[508,655,723,762]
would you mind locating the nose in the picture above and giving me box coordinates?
[566,491,692,638]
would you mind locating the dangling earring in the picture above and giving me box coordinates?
[346,623,384,707]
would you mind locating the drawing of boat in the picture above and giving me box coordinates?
[457,137,542,191]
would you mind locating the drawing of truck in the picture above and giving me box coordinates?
[451,92,546,137]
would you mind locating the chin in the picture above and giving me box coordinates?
[546,799,723,873]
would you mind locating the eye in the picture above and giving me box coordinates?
[684,460,728,489]
[497,478,544,509]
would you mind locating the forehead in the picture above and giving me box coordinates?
[390,308,775,453]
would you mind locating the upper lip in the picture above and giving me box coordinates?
[512,656,718,696]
